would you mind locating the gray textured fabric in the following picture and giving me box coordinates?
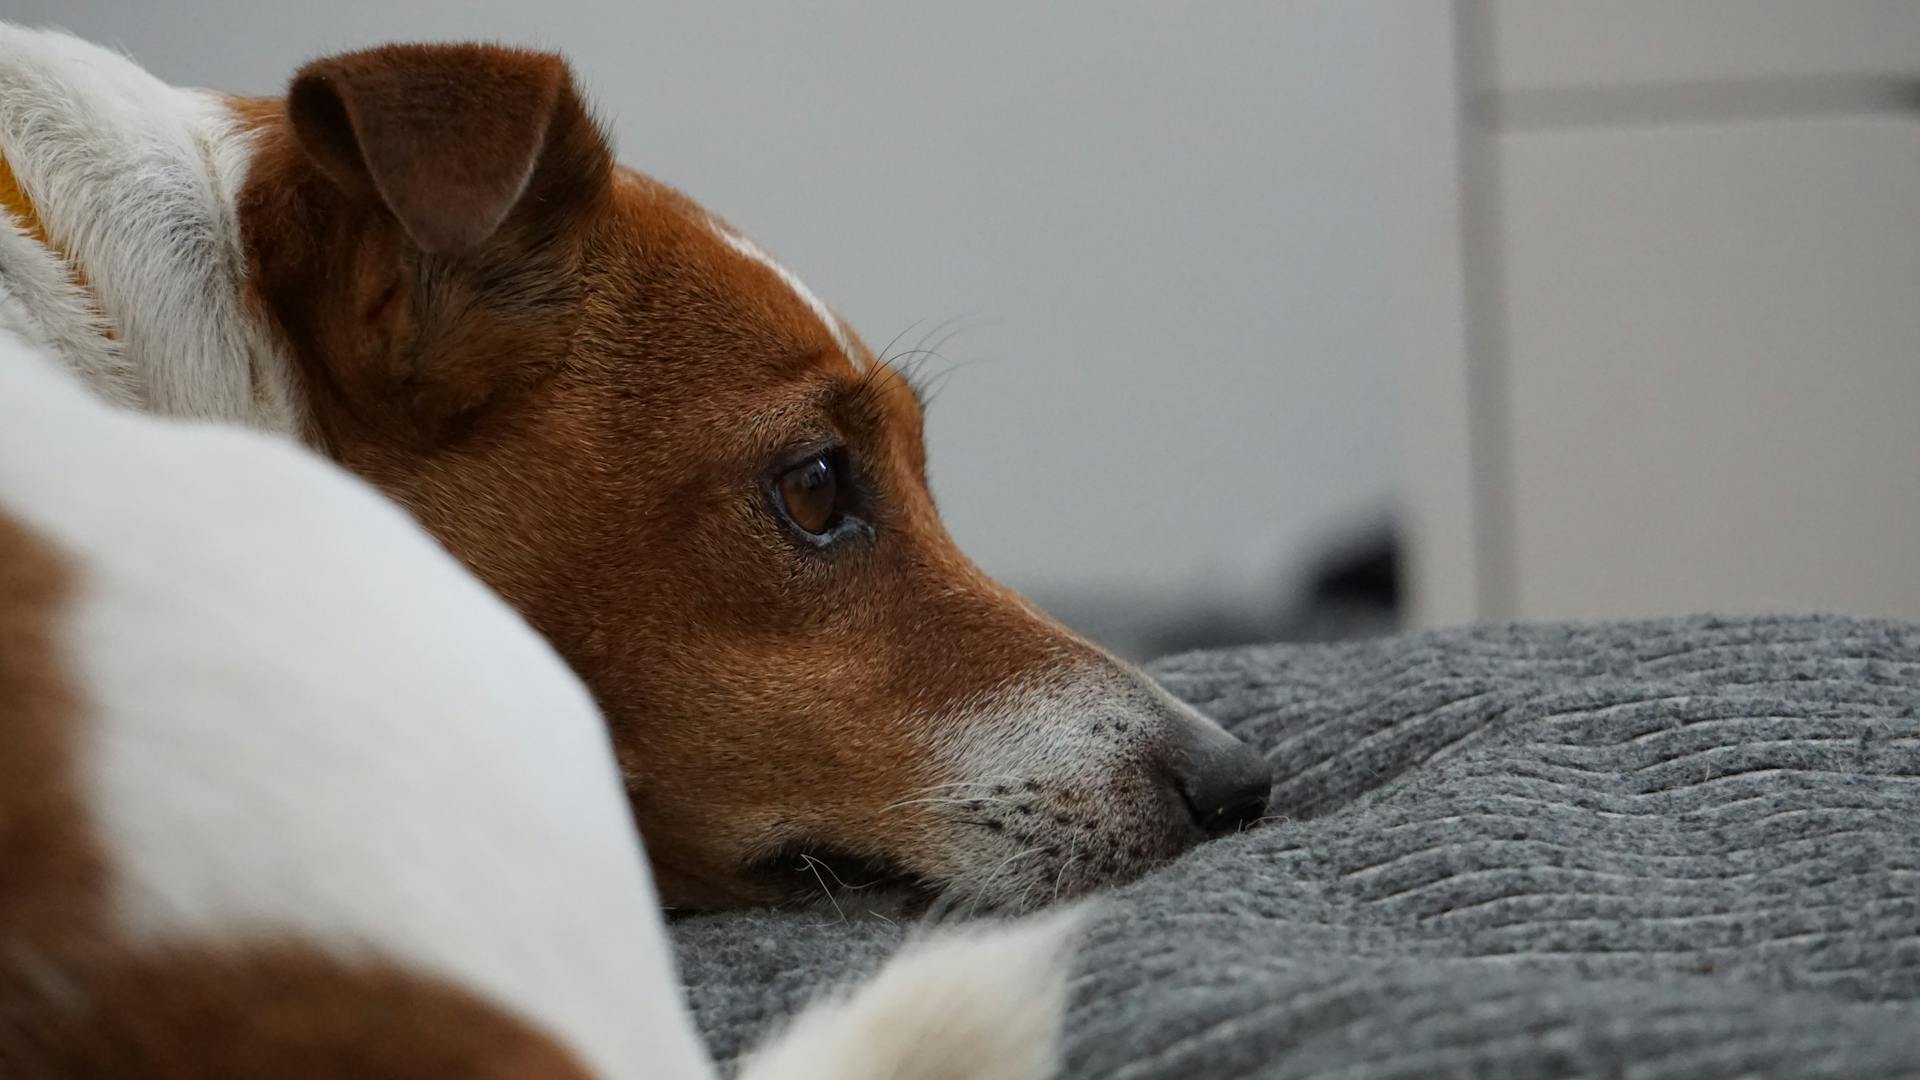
[672,615,1920,1078]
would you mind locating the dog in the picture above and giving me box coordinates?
[0,331,1080,1078]
[0,24,1272,912]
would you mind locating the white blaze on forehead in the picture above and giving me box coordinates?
[708,217,860,363]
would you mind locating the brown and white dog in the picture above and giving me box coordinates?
[0,24,1272,913]
[0,335,1079,1078]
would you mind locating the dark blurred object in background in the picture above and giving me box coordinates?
[1053,516,1402,661]
[1278,521,1400,645]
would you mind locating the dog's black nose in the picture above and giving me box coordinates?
[1169,726,1273,837]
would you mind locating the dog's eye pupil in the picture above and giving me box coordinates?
[779,454,839,535]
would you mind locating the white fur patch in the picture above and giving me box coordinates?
[738,906,1085,1080]
[710,217,860,362]
[0,211,135,406]
[0,24,300,433]
[905,660,1247,914]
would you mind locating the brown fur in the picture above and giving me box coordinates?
[4,942,592,1079]
[234,46,1117,907]
[0,509,102,945]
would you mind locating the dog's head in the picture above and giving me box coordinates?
[234,44,1270,912]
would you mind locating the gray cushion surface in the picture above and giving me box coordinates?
[672,615,1920,1078]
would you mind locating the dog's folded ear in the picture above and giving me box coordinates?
[245,43,613,443]
[288,44,588,254]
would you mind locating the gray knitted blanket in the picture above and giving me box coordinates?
[672,616,1920,1078]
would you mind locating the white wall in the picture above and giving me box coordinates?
[1400,0,1920,629]
[17,1,1405,641]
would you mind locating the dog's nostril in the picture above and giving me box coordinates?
[1172,736,1273,838]
[1204,791,1270,837]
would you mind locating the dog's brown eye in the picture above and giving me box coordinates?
[778,453,839,536]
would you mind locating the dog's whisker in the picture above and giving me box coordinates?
[1052,848,1082,903]
[796,853,847,923]
[871,319,926,371]
[916,363,970,409]
[897,311,974,365]
[879,794,1018,815]
[963,846,1044,920]
[868,312,988,410]
[916,320,983,367]
[797,852,883,893]
[901,777,1022,795]
[948,817,1021,833]
[877,775,1027,811]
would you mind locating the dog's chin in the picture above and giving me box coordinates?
[743,842,943,917]
[739,833,1163,921]
[742,846,1124,924]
